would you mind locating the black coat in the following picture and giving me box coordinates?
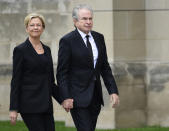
[56,29,118,108]
[10,38,60,113]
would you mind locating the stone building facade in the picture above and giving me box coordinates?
[0,0,169,129]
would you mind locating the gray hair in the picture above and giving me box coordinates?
[72,4,93,20]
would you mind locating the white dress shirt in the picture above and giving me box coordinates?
[77,29,98,68]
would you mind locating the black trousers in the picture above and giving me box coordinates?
[20,113,55,131]
[70,81,102,131]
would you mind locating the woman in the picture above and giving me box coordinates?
[9,13,60,131]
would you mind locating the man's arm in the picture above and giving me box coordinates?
[56,37,73,111]
[99,34,119,107]
[100,35,118,95]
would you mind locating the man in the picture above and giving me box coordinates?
[56,4,119,131]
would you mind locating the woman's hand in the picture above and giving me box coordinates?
[9,111,18,125]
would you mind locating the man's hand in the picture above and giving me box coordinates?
[62,99,74,112]
[110,93,120,108]
[9,111,18,125]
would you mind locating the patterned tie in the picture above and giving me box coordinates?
[86,35,94,64]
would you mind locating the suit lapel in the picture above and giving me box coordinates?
[26,38,39,58]
[74,29,87,49]
[25,38,44,64]
[43,45,52,73]
[74,30,94,68]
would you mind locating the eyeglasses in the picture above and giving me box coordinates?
[79,17,93,21]
[28,24,42,28]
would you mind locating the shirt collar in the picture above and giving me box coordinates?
[77,28,92,39]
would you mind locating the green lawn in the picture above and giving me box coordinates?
[0,121,169,131]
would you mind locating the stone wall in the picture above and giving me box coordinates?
[1,0,169,129]
[113,0,147,128]
[114,0,169,128]
[145,0,169,126]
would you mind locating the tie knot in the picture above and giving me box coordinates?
[86,35,89,39]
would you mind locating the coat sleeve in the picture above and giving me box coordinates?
[100,35,119,95]
[56,38,71,103]
[10,47,24,111]
[47,48,62,104]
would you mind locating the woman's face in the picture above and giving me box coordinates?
[26,17,44,38]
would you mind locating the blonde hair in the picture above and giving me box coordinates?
[24,13,45,28]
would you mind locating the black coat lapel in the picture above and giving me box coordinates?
[25,38,45,64]
[26,38,39,59]
[74,30,94,68]
[74,29,87,49]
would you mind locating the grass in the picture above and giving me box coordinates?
[0,121,169,131]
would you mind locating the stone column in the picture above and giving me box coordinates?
[113,0,147,128]
[145,0,169,127]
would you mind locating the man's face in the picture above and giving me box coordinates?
[74,8,93,34]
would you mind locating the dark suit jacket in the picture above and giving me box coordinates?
[10,38,60,113]
[56,29,118,108]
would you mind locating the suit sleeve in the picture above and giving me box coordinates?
[100,35,119,95]
[10,47,23,111]
[47,48,62,104]
[56,38,71,103]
